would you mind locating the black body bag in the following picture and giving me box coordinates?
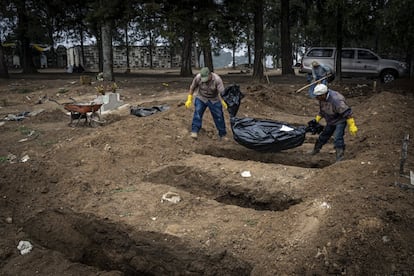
[130,105,170,117]
[231,117,307,152]
[221,84,313,152]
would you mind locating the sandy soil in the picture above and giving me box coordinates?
[0,69,414,275]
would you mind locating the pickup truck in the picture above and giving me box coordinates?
[300,47,408,83]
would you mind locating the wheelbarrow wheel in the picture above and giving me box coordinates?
[89,113,101,128]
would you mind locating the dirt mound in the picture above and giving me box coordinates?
[1,73,413,275]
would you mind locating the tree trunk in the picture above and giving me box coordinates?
[125,24,130,73]
[48,25,56,68]
[193,44,199,68]
[149,32,153,69]
[335,0,344,82]
[246,24,253,68]
[281,0,294,75]
[97,33,103,72]
[101,22,114,81]
[17,3,37,74]
[253,0,264,80]
[199,18,213,72]
[0,44,9,79]
[21,37,37,73]
[80,27,85,68]
[247,42,252,68]
[180,26,193,77]
[232,45,236,70]
[202,44,213,72]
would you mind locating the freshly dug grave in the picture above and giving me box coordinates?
[0,71,413,275]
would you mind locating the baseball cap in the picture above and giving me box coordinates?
[200,67,210,82]
[311,60,319,67]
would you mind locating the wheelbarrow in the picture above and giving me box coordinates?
[50,98,103,127]
[64,102,103,127]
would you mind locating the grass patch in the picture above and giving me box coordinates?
[208,225,219,238]
[243,219,258,227]
[0,156,8,163]
[110,187,138,194]
[17,126,34,135]
[11,88,33,94]
[39,139,58,146]
[58,88,69,94]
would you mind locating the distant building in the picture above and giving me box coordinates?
[3,43,196,70]
[2,43,68,69]
[67,45,187,70]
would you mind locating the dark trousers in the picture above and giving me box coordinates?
[191,98,227,137]
[317,121,346,149]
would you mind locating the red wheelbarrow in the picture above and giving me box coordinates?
[51,99,103,127]
[64,102,103,127]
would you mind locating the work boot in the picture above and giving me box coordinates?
[218,135,229,142]
[310,141,323,155]
[336,148,344,162]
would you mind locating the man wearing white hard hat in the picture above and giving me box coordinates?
[308,83,358,161]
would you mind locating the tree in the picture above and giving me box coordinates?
[136,2,163,69]
[382,0,414,77]
[0,44,9,79]
[193,0,220,72]
[65,1,92,68]
[88,0,127,80]
[280,0,294,75]
[101,22,113,80]
[252,0,264,80]
[163,1,194,77]
[217,0,250,69]
[335,0,344,82]
[0,4,11,78]
[15,0,38,73]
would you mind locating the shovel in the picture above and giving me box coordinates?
[295,74,331,93]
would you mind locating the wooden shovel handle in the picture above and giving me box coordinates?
[295,74,331,93]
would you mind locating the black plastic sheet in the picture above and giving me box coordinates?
[231,117,307,152]
[221,84,245,118]
[130,105,170,117]
[222,85,309,152]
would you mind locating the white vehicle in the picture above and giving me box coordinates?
[300,47,408,83]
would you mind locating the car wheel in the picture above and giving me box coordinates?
[380,70,396,83]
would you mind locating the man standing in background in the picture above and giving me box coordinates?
[185,67,227,140]
[307,60,332,98]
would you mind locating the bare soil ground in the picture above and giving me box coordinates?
[1,69,414,275]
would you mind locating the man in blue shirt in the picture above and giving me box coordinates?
[307,60,332,98]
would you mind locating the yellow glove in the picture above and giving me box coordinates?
[347,118,358,136]
[221,99,228,109]
[315,115,322,123]
[185,94,193,109]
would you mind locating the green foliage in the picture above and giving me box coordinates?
[11,87,33,94]
[381,0,414,59]
[58,88,68,94]
[17,125,33,135]
[1,0,412,72]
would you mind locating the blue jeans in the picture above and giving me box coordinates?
[308,79,328,98]
[192,98,227,137]
[317,121,346,149]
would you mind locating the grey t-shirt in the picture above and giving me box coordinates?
[190,72,225,102]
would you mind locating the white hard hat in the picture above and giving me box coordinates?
[314,83,328,95]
